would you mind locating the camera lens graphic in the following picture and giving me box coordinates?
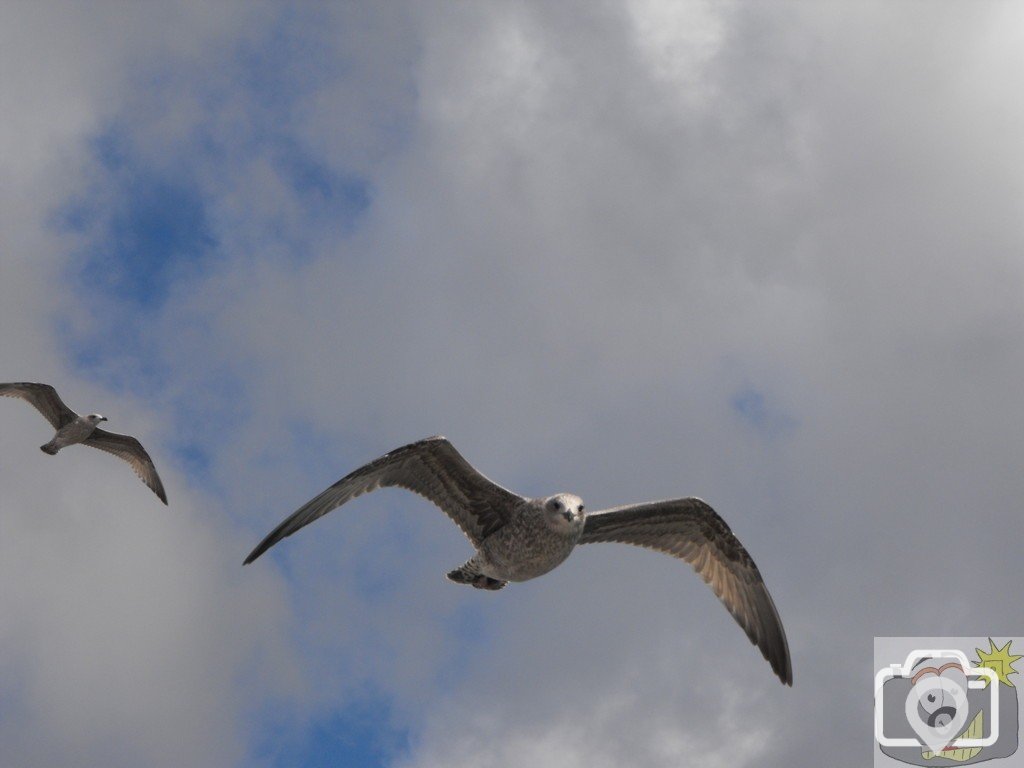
[905,663,970,752]
[923,700,957,728]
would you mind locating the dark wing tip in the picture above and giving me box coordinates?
[243,532,279,565]
[243,540,266,565]
[139,465,169,505]
[774,623,793,686]
[244,525,278,564]
[728,590,792,686]
[729,576,792,686]
[775,650,794,686]
[146,462,169,505]
[779,646,794,686]
[753,587,793,686]
[243,523,288,565]
[766,635,793,686]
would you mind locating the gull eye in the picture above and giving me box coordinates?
[552,500,561,510]
[579,505,584,513]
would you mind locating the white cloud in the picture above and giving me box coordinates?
[401,685,773,768]
[0,403,300,767]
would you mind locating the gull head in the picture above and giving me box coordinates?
[543,493,585,531]
[86,414,108,424]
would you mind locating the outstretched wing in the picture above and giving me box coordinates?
[83,427,168,505]
[0,382,78,430]
[244,436,523,565]
[580,498,792,686]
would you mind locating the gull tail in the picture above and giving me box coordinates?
[40,441,59,455]
[446,562,506,591]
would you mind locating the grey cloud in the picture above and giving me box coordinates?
[3,1,1024,767]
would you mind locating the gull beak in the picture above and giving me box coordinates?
[563,510,574,522]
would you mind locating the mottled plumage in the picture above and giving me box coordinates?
[0,382,168,505]
[580,498,791,686]
[244,436,792,685]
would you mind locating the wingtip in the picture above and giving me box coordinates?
[773,653,794,686]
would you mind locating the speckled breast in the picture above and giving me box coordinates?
[480,510,582,582]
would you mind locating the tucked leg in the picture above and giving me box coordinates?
[446,561,506,591]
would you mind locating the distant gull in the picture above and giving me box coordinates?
[244,436,792,685]
[0,382,168,505]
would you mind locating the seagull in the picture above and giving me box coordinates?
[0,382,168,504]
[244,436,792,685]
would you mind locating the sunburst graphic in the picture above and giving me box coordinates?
[974,638,1022,687]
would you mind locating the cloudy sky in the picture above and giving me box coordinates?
[2,2,1023,766]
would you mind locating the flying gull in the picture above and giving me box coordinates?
[244,436,792,685]
[0,382,168,504]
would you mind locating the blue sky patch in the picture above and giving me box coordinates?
[274,139,371,226]
[257,696,410,768]
[730,387,798,439]
[88,175,214,305]
[59,127,216,310]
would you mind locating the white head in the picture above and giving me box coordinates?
[86,414,108,424]
[543,493,585,532]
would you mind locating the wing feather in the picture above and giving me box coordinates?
[580,498,792,686]
[0,382,78,429]
[83,427,168,505]
[244,436,522,564]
